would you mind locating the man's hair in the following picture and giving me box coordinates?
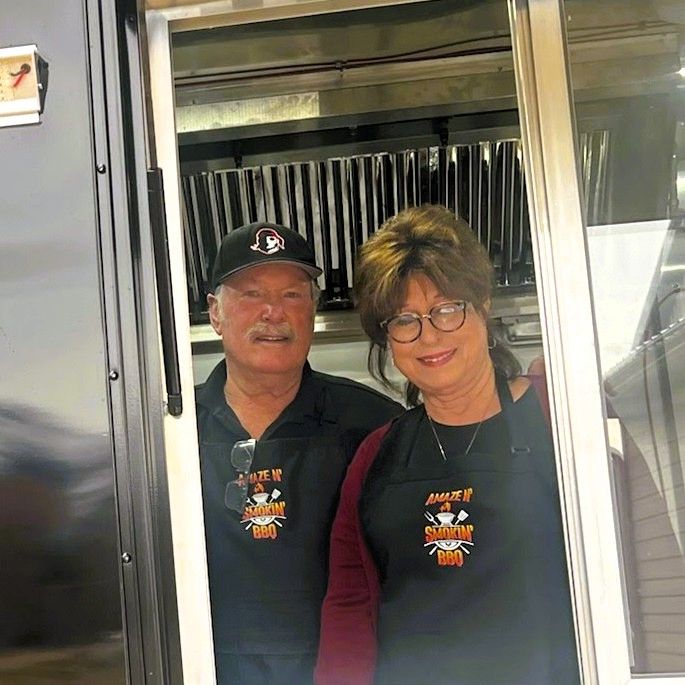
[354,204,520,405]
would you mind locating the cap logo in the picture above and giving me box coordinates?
[250,227,286,255]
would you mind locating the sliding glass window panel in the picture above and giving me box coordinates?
[566,0,685,674]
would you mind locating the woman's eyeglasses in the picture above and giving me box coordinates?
[381,301,468,343]
[224,439,256,512]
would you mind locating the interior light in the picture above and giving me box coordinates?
[680,67,685,78]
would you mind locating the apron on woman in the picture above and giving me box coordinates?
[359,375,580,685]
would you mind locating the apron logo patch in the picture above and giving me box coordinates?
[424,487,474,567]
[241,470,287,539]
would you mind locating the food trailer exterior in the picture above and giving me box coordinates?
[1,0,683,683]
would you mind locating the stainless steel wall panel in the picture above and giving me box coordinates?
[411,150,420,207]
[396,152,406,212]
[438,146,448,208]
[445,146,455,215]
[507,142,517,282]
[485,142,493,248]
[254,167,267,223]
[193,176,213,285]
[207,172,223,248]
[347,158,364,262]
[218,171,232,233]
[390,153,400,218]
[308,161,327,291]
[384,154,393,219]
[276,165,289,229]
[294,165,308,239]
[325,160,339,274]
[476,144,485,241]
[358,157,370,243]
[229,171,240,223]
[245,169,256,220]
[453,145,461,228]
[455,145,466,228]
[188,177,203,278]
[376,154,387,225]
[496,143,505,265]
[370,155,380,232]
[262,164,275,223]
[396,151,405,210]
[468,144,475,228]
[238,168,251,222]
[339,159,354,289]
[284,165,296,233]
[182,181,203,308]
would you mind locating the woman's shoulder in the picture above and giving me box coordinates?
[515,373,551,427]
[350,406,424,474]
[354,405,421,453]
[509,375,532,402]
[348,422,394,478]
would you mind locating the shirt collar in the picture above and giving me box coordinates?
[196,360,332,436]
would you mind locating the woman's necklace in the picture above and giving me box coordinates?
[426,384,498,461]
[427,413,484,461]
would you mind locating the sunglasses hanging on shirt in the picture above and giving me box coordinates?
[224,439,256,512]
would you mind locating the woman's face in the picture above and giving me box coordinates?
[387,273,491,402]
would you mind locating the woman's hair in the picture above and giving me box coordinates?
[355,204,521,406]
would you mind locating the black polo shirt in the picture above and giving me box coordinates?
[196,360,402,684]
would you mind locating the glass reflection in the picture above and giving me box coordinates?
[567,0,685,672]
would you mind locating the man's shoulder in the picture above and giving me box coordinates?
[311,369,398,404]
[195,360,226,413]
[308,369,403,428]
[194,384,219,437]
[195,378,216,418]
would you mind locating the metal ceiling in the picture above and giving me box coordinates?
[170,0,683,139]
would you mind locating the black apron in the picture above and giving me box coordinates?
[359,376,579,685]
[202,431,353,685]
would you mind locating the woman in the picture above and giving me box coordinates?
[315,205,579,685]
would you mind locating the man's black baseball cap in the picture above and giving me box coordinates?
[211,222,322,291]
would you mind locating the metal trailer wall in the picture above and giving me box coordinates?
[0,1,180,683]
[0,1,127,682]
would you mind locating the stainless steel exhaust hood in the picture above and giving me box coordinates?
[172,0,679,351]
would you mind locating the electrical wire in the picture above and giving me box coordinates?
[175,19,674,88]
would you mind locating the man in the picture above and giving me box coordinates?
[195,222,402,685]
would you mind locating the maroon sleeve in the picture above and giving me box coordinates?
[315,423,392,685]
[526,372,551,429]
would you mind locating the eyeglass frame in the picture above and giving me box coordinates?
[381,300,469,344]
[224,438,256,513]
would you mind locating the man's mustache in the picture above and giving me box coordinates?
[247,323,293,340]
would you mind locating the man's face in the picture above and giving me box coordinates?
[208,263,316,381]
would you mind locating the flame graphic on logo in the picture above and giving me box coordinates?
[440,501,452,513]
[254,482,265,493]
